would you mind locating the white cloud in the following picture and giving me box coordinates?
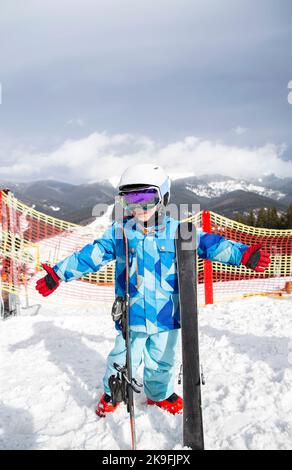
[233,126,248,136]
[288,81,292,105]
[66,118,85,128]
[1,131,292,184]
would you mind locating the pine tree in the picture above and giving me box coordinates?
[278,213,287,229]
[231,205,292,229]
[257,208,267,228]
[286,204,292,229]
[267,207,279,229]
[234,212,244,224]
[246,209,255,227]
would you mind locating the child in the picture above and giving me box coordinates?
[36,164,271,416]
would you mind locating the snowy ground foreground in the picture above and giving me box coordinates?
[0,295,292,450]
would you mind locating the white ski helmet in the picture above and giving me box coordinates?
[118,164,171,205]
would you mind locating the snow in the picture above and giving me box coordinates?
[1,295,292,450]
[186,180,285,200]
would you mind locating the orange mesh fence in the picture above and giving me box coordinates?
[188,210,292,304]
[0,190,115,304]
[1,189,292,308]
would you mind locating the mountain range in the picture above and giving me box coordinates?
[1,174,292,224]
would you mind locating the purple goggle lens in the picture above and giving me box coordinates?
[120,188,161,209]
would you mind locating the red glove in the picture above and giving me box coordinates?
[35,264,61,297]
[241,244,271,273]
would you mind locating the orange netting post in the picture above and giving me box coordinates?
[202,210,214,305]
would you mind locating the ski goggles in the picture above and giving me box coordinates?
[119,187,162,211]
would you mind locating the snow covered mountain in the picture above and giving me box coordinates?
[1,174,292,223]
[0,180,116,224]
[170,175,292,217]
[185,179,285,200]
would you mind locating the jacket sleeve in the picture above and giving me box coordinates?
[197,231,248,266]
[53,225,116,282]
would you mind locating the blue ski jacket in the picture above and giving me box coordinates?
[54,216,248,334]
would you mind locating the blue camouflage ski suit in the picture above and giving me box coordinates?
[54,215,248,400]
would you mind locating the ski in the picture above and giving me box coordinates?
[176,221,204,450]
[109,225,142,450]
[123,229,138,450]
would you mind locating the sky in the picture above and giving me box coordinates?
[0,0,292,184]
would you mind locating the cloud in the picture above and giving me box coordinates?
[1,131,292,184]
[1,0,292,156]
[233,126,248,136]
[66,118,85,128]
[288,81,292,105]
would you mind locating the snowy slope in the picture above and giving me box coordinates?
[0,296,291,450]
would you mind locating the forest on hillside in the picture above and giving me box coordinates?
[234,204,292,229]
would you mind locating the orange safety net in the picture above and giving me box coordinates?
[0,190,115,305]
[1,189,292,308]
[188,210,292,304]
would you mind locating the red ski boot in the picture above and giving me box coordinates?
[147,393,183,415]
[96,393,121,417]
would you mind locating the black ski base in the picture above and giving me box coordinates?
[176,221,204,450]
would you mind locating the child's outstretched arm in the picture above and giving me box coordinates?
[36,225,116,297]
[198,231,270,271]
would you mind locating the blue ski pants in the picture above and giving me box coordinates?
[103,329,179,401]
